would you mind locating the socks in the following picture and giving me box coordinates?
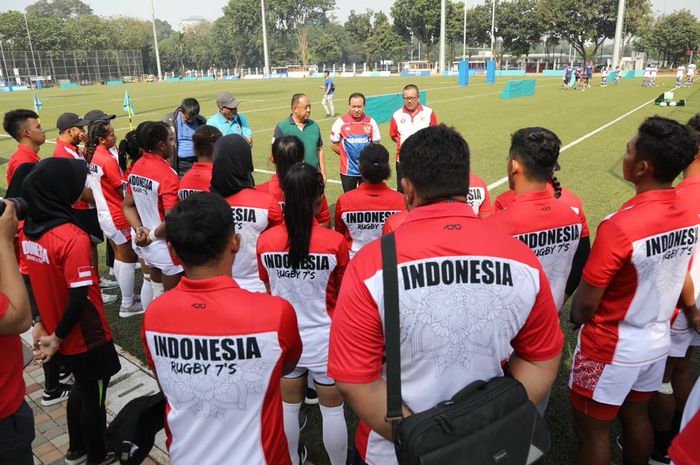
[320,403,347,465]
[141,274,153,310]
[151,280,164,299]
[114,260,136,307]
[283,401,302,465]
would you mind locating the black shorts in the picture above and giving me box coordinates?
[74,208,103,244]
[65,340,121,381]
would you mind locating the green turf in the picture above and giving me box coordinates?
[2,76,700,464]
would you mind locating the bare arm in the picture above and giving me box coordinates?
[0,201,31,335]
[122,192,148,246]
[679,272,700,333]
[318,147,326,182]
[508,353,561,405]
[570,281,606,326]
[81,186,94,204]
[329,141,341,155]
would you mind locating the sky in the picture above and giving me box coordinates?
[2,0,700,29]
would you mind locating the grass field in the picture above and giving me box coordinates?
[2,75,700,464]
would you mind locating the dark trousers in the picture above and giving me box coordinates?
[395,161,404,193]
[0,401,35,465]
[340,174,362,193]
[176,156,196,177]
[67,376,111,462]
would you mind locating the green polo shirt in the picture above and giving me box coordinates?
[273,115,323,168]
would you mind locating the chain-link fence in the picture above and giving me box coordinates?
[0,49,144,85]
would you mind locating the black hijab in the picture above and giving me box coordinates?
[210,134,255,197]
[22,158,87,239]
[6,162,35,198]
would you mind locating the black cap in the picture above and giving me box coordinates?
[84,109,116,122]
[56,112,89,131]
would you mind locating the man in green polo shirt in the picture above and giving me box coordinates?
[272,93,326,181]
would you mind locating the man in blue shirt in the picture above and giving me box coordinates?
[320,70,335,118]
[206,92,253,146]
[162,98,206,176]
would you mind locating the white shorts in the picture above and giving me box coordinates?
[283,363,334,386]
[140,239,183,276]
[103,226,132,246]
[569,347,666,406]
[670,312,700,357]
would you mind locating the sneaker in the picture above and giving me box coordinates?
[101,293,118,305]
[304,387,319,405]
[298,444,308,465]
[86,452,117,465]
[135,262,142,270]
[119,301,144,318]
[42,383,71,406]
[299,411,308,432]
[65,449,87,465]
[649,452,671,465]
[59,367,73,384]
[99,278,119,290]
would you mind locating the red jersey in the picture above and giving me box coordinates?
[0,293,25,419]
[328,201,561,464]
[468,173,493,218]
[53,140,90,210]
[256,174,331,224]
[20,223,111,355]
[178,162,212,200]
[382,210,409,234]
[6,144,39,185]
[142,275,301,465]
[88,146,129,231]
[334,182,405,258]
[257,223,349,368]
[495,182,590,237]
[127,153,179,230]
[388,104,437,161]
[580,189,700,366]
[223,188,283,292]
[488,188,583,310]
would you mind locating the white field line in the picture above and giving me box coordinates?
[486,95,662,191]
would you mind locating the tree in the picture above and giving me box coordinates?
[269,0,335,65]
[366,11,408,65]
[212,0,265,69]
[637,10,700,67]
[25,0,92,19]
[539,0,652,63]
[64,15,113,51]
[496,0,543,60]
[391,0,442,59]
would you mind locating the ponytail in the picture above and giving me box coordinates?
[283,163,324,270]
[551,175,562,199]
[84,120,110,164]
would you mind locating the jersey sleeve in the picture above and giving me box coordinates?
[334,197,347,235]
[267,195,283,227]
[103,157,124,190]
[272,124,284,143]
[159,172,179,210]
[582,218,631,288]
[329,118,343,143]
[62,232,97,289]
[277,298,302,367]
[494,191,511,212]
[370,119,381,142]
[256,236,270,285]
[141,315,154,369]
[316,195,331,224]
[429,110,438,126]
[479,189,493,218]
[388,115,399,142]
[327,260,385,383]
[317,128,323,148]
[333,237,350,293]
[510,267,563,361]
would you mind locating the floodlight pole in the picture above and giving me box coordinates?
[439,0,446,74]
[490,0,496,57]
[462,2,467,60]
[261,0,270,77]
[0,41,8,84]
[22,12,39,79]
[150,0,163,81]
[611,0,625,68]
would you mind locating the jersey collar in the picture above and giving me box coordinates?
[16,143,39,160]
[142,151,170,166]
[402,200,475,226]
[55,138,78,153]
[357,181,389,192]
[177,275,240,292]
[512,188,551,203]
[191,162,212,170]
[621,188,676,209]
[401,103,424,117]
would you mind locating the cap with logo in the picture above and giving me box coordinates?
[84,109,116,123]
[216,92,240,109]
[56,112,89,131]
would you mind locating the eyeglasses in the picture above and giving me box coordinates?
[403,97,418,101]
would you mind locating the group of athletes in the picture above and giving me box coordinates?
[2,81,700,465]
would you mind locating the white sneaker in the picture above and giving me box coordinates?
[101,293,118,305]
[119,301,144,318]
[99,278,119,290]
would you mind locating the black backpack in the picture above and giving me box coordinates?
[104,392,165,464]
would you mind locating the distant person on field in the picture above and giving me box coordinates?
[206,92,252,145]
[329,92,381,192]
[177,125,221,200]
[320,70,335,117]
[162,98,207,177]
[388,84,437,192]
[272,93,326,181]
[142,192,302,465]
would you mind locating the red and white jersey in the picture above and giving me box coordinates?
[329,113,381,176]
[0,293,25,419]
[468,173,493,218]
[142,275,301,465]
[53,140,90,210]
[127,152,179,230]
[382,210,409,234]
[178,162,212,200]
[20,223,111,355]
[256,174,331,225]
[335,182,405,258]
[495,182,590,237]
[488,188,582,310]
[224,188,283,292]
[88,145,129,231]
[579,189,700,366]
[328,202,562,464]
[388,104,437,161]
[672,175,700,333]
[257,223,349,368]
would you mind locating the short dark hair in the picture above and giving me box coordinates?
[165,192,233,266]
[688,114,700,133]
[348,92,365,104]
[400,124,470,201]
[141,121,171,152]
[403,84,419,93]
[509,127,561,182]
[3,109,38,141]
[192,125,222,159]
[635,116,699,183]
[359,143,391,183]
[180,98,200,118]
[291,93,306,110]
[272,135,305,191]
